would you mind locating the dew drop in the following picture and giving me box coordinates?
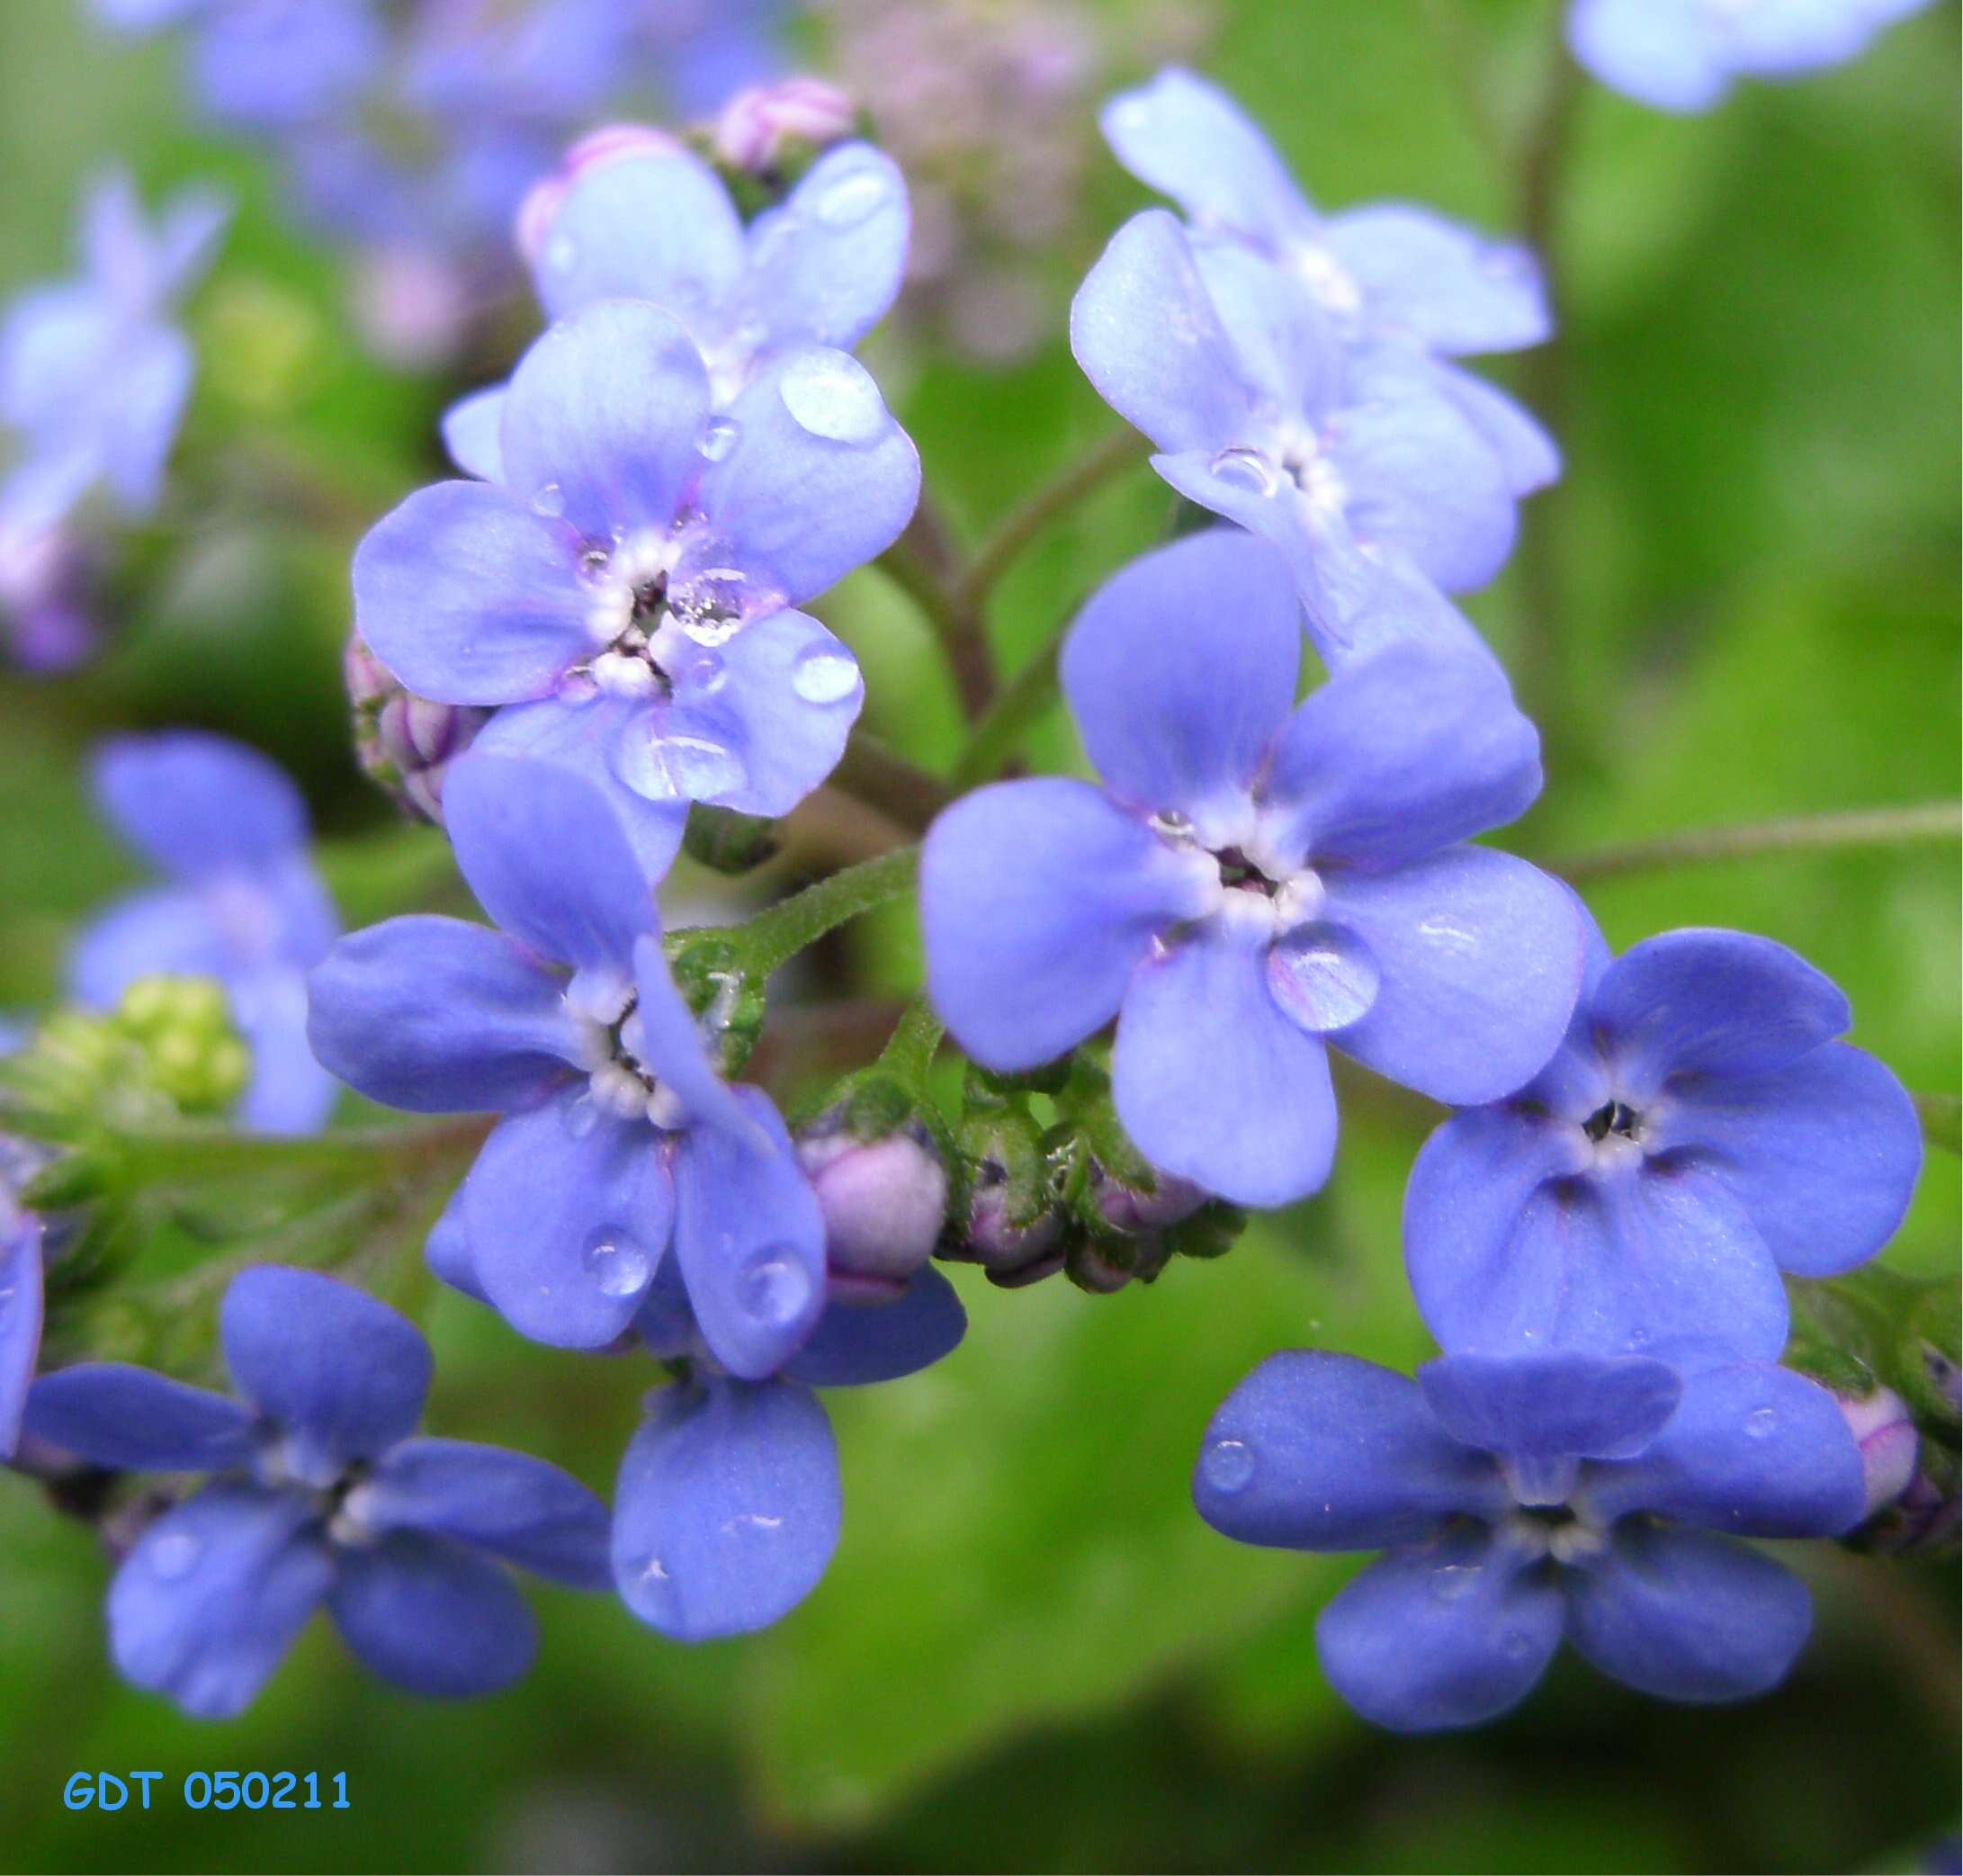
[1430,1563,1481,1602]
[583,1229,653,1299]
[791,642,860,705]
[0,1284,13,1324]
[1201,1438,1255,1494]
[1745,1406,1778,1439]
[615,731,746,803]
[736,1246,814,1327]
[778,350,885,445]
[1268,924,1379,1034]
[1207,444,1277,498]
[529,481,566,519]
[148,1532,200,1582]
[562,1092,601,1138]
[813,167,888,230]
[696,417,741,462]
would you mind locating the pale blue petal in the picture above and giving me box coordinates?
[0,1221,42,1458]
[740,142,909,353]
[1322,206,1550,355]
[92,732,307,878]
[442,386,507,483]
[1416,1352,1681,1460]
[22,1362,255,1471]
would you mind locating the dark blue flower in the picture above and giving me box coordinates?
[1404,913,1923,1364]
[1194,1347,1867,1731]
[354,300,913,831]
[22,1264,610,1717]
[0,1154,44,1459]
[71,732,339,1136]
[307,752,833,1379]
[920,530,1582,1208]
[1570,0,1936,112]
[0,169,227,523]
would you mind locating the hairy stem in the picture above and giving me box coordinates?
[875,995,946,1089]
[739,845,920,978]
[1554,801,1961,884]
[951,605,1072,789]
[953,428,1148,614]
[876,527,995,721]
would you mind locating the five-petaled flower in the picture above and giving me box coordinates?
[1194,1347,1867,1730]
[22,1264,611,1718]
[921,529,1582,1207]
[1403,917,1923,1363]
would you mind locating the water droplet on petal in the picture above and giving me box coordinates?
[778,350,886,445]
[1207,444,1277,498]
[1202,1438,1255,1493]
[1430,1563,1481,1602]
[813,167,888,230]
[148,1532,201,1581]
[1268,924,1379,1034]
[791,642,860,705]
[583,1229,653,1299]
[615,731,747,803]
[697,417,741,462]
[562,1092,601,1138]
[736,1246,813,1327]
[529,481,566,519]
[1745,1406,1778,1439]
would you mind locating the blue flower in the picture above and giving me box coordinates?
[429,1189,965,1639]
[1100,68,1551,360]
[0,169,227,523]
[71,732,339,1136]
[1071,210,1536,669]
[307,752,831,1379]
[516,133,909,401]
[920,530,1582,1208]
[0,502,95,671]
[1193,1347,1867,1731]
[0,1148,46,1459]
[22,1264,610,1718]
[1569,0,1936,112]
[354,300,913,831]
[1404,914,1923,1363]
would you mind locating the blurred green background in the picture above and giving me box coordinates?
[0,1,1956,1871]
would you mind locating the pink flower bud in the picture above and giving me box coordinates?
[713,77,857,174]
[798,1120,948,1297]
[1839,1384,1919,1519]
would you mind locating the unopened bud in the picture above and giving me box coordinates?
[683,803,781,875]
[1089,1161,1206,1237]
[798,1116,947,1297]
[1838,1384,1919,1521]
[345,632,489,824]
[713,77,857,175]
[112,975,251,1118]
[515,122,685,268]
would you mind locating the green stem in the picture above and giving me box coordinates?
[875,995,945,1089]
[831,733,954,835]
[1914,1091,1961,1156]
[112,1115,488,1189]
[1554,802,1961,884]
[951,605,1072,789]
[952,428,1148,614]
[876,531,995,721]
[739,846,920,978]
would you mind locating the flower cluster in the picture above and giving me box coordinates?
[5,18,1949,1745]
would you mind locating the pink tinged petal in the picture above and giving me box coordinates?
[921,776,1215,1073]
[1562,1527,1813,1701]
[1315,1536,1565,1732]
[327,1531,536,1698]
[1060,528,1299,830]
[221,1266,431,1468]
[444,752,661,977]
[529,148,746,327]
[1257,644,1543,872]
[1319,848,1584,1105]
[692,345,919,608]
[671,1087,828,1380]
[1592,929,1851,1086]
[352,480,590,705]
[468,697,686,885]
[1071,210,1255,455]
[1322,206,1552,356]
[1193,1351,1507,1550]
[110,1483,333,1719]
[305,915,578,1116]
[497,300,712,540]
[464,1097,676,1350]
[1586,1361,1869,1537]
[1113,912,1339,1207]
[1098,67,1317,248]
[1647,1041,1922,1279]
[613,1375,839,1640]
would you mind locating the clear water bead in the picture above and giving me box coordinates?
[1202,1438,1255,1493]
[616,731,745,803]
[778,351,885,446]
[736,1247,813,1327]
[1745,1406,1778,1438]
[583,1230,653,1299]
[813,167,888,230]
[529,481,566,519]
[791,642,860,704]
[697,417,741,462]
[1207,445,1277,498]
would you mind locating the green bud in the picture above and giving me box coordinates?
[661,929,767,1078]
[110,975,252,1118]
[682,803,782,875]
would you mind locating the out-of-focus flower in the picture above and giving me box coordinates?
[713,76,858,175]
[23,1264,610,1717]
[70,733,339,1135]
[0,504,96,672]
[1194,1348,1865,1730]
[921,530,1579,1208]
[355,301,911,847]
[0,170,228,523]
[1569,0,1938,113]
[1404,917,1923,1365]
